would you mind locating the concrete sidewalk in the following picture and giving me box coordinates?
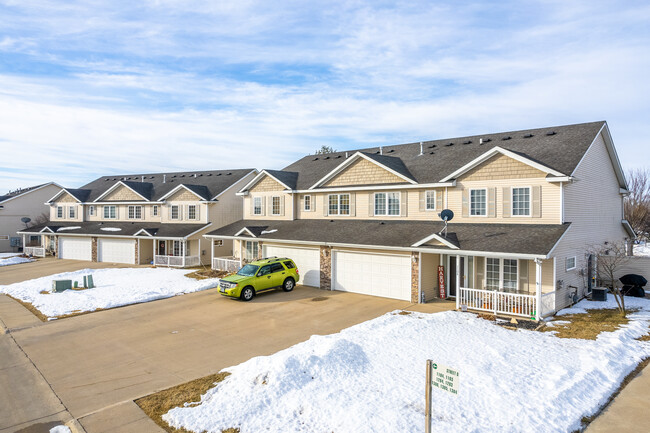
[585,361,650,433]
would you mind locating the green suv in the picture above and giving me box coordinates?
[218,257,300,301]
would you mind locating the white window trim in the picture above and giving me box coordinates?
[253,197,263,216]
[103,205,117,219]
[214,239,223,247]
[188,204,197,220]
[566,256,577,271]
[152,205,159,217]
[69,206,75,219]
[170,205,180,220]
[328,193,350,216]
[511,186,532,218]
[469,188,488,217]
[128,205,142,219]
[425,190,436,211]
[374,192,401,216]
[485,257,519,291]
[303,195,312,211]
[271,196,282,216]
[57,206,64,219]
[88,205,95,216]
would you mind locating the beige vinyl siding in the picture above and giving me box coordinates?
[166,189,201,202]
[420,253,441,301]
[102,184,143,201]
[551,131,628,299]
[86,204,163,223]
[243,193,293,220]
[250,176,286,192]
[323,158,406,187]
[207,172,257,227]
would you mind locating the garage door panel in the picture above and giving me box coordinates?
[262,245,320,288]
[333,250,411,301]
[59,237,92,261]
[98,238,135,264]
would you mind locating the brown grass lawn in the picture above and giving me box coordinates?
[135,372,240,433]
[543,308,638,340]
[184,268,232,280]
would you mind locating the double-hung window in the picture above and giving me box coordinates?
[253,197,263,215]
[425,190,436,211]
[512,187,531,216]
[69,206,75,219]
[304,195,312,211]
[566,257,576,271]
[328,194,350,215]
[503,259,518,291]
[271,196,281,215]
[374,192,400,216]
[171,205,180,220]
[470,189,487,216]
[244,241,258,261]
[152,205,159,217]
[173,240,181,256]
[88,206,95,217]
[103,205,116,219]
[485,258,518,292]
[188,205,197,220]
[486,258,500,290]
[128,205,142,219]
[57,206,64,219]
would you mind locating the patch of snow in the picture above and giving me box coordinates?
[100,227,122,232]
[260,229,278,234]
[0,256,34,267]
[634,242,650,257]
[0,268,219,318]
[0,252,19,258]
[57,226,81,231]
[163,300,650,433]
[49,426,71,433]
[555,293,649,316]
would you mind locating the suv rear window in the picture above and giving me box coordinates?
[270,262,285,273]
[283,261,295,269]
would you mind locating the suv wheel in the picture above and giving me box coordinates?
[282,277,295,292]
[241,286,255,301]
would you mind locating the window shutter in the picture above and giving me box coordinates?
[436,190,443,210]
[518,259,529,292]
[323,195,329,217]
[502,187,511,218]
[261,197,266,216]
[532,186,542,218]
[488,187,496,218]
[279,196,285,216]
[299,196,304,212]
[475,257,485,290]
[461,189,469,217]
[419,191,425,212]
[196,204,200,219]
[350,193,356,216]
[368,193,374,217]
[400,191,408,217]
[250,197,255,216]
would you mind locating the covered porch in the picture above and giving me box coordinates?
[420,253,557,320]
[211,238,256,272]
[153,238,201,268]
[22,233,46,257]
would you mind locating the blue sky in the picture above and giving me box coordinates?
[1,0,649,191]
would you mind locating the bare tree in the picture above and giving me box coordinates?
[315,145,337,155]
[27,212,49,227]
[588,241,630,316]
[625,168,650,241]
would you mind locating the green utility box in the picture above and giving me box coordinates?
[83,275,94,289]
[52,280,72,292]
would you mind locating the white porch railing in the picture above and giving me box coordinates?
[212,257,242,272]
[458,287,538,319]
[24,247,45,257]
[154,255,200,268]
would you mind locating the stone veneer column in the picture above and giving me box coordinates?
[411,252,420,303]
[91,237,98,262]
[319,246,331,290]
[134,239,139,265]
[257,241,264,260]
[54,235,59,257]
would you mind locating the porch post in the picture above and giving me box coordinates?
[239,240,243,265]
[198,237,201,265]
[455,255,461,310]
[182,240,186,267]
[535,258,542,321]
[22,234,25,252]
[211,238,215,269]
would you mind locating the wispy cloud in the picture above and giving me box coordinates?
[0,0,649,191]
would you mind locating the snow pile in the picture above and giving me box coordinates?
[0,256,34,267]
[556,293,650,316]
[634,242,650,257]
[260,229,278,234]
[100,227,122,231]
[49,426,71,433]
[0,268,219,318]
[0,253,19,258]
[164,302,650,433]
[57,226,81,231]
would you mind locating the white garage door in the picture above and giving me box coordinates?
[58,237,92,261]
[263,244,320,287]
[333,250,411,301]
[98,238,135,264]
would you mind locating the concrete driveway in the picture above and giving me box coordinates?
[1,272,455,432]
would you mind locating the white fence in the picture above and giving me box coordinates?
[459,287,539,319]
[23,246,45,257]
[212,257,241,273]
[154,255,200,268]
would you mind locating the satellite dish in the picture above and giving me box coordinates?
[440,209,454,222]
[21,217,31,224]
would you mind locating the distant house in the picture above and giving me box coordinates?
[19,170,257,267]
[205,121,634,319]
[0,183,63,253]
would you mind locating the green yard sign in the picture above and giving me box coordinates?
[425,360,460,433]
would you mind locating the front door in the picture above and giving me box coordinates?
[158,240,166,256]
[449,258,457,297]
[448,255,469,297]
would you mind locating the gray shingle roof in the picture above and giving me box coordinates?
[64,169,255,202]
[207,219,570,256]
[0,183,48,203]
[64,188,92,202]
[277,121,605,190]
[264,170,299,190]
[20,221,210,238]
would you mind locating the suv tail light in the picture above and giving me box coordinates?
[296,267,299,274]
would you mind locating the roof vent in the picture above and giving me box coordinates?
[313,157,319,161]
[375,150,380,154]
[227,172,232,175]
[198,174,203,177]
[207,173,212,176]
[324,156,330,160]
[388,149,394,153]
[428,144,436,148]
[523,133,534,138]
[430,151,435,154]
[380,146,383,155]
[105,178,109,181]
[335,155,342,159]
[463,140,472,145]
[445,142,454,147]
[180,174,185,177]
[216,173,222,176]
[345,152,349,158]
[502,136,511,140]
[172,175,177,178]
[419,142,423,156]
[163,174,166,183]
[170,179,174,182]
[546,131,557,136]
[481,138,491,144]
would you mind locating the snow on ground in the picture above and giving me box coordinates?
[556,293,650,316]
[634,242,650,257]
[0,252,19,258]
[0,268,219,318]
[164,298,650,433]
[49,426,71,433]
[0,256,34,267]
